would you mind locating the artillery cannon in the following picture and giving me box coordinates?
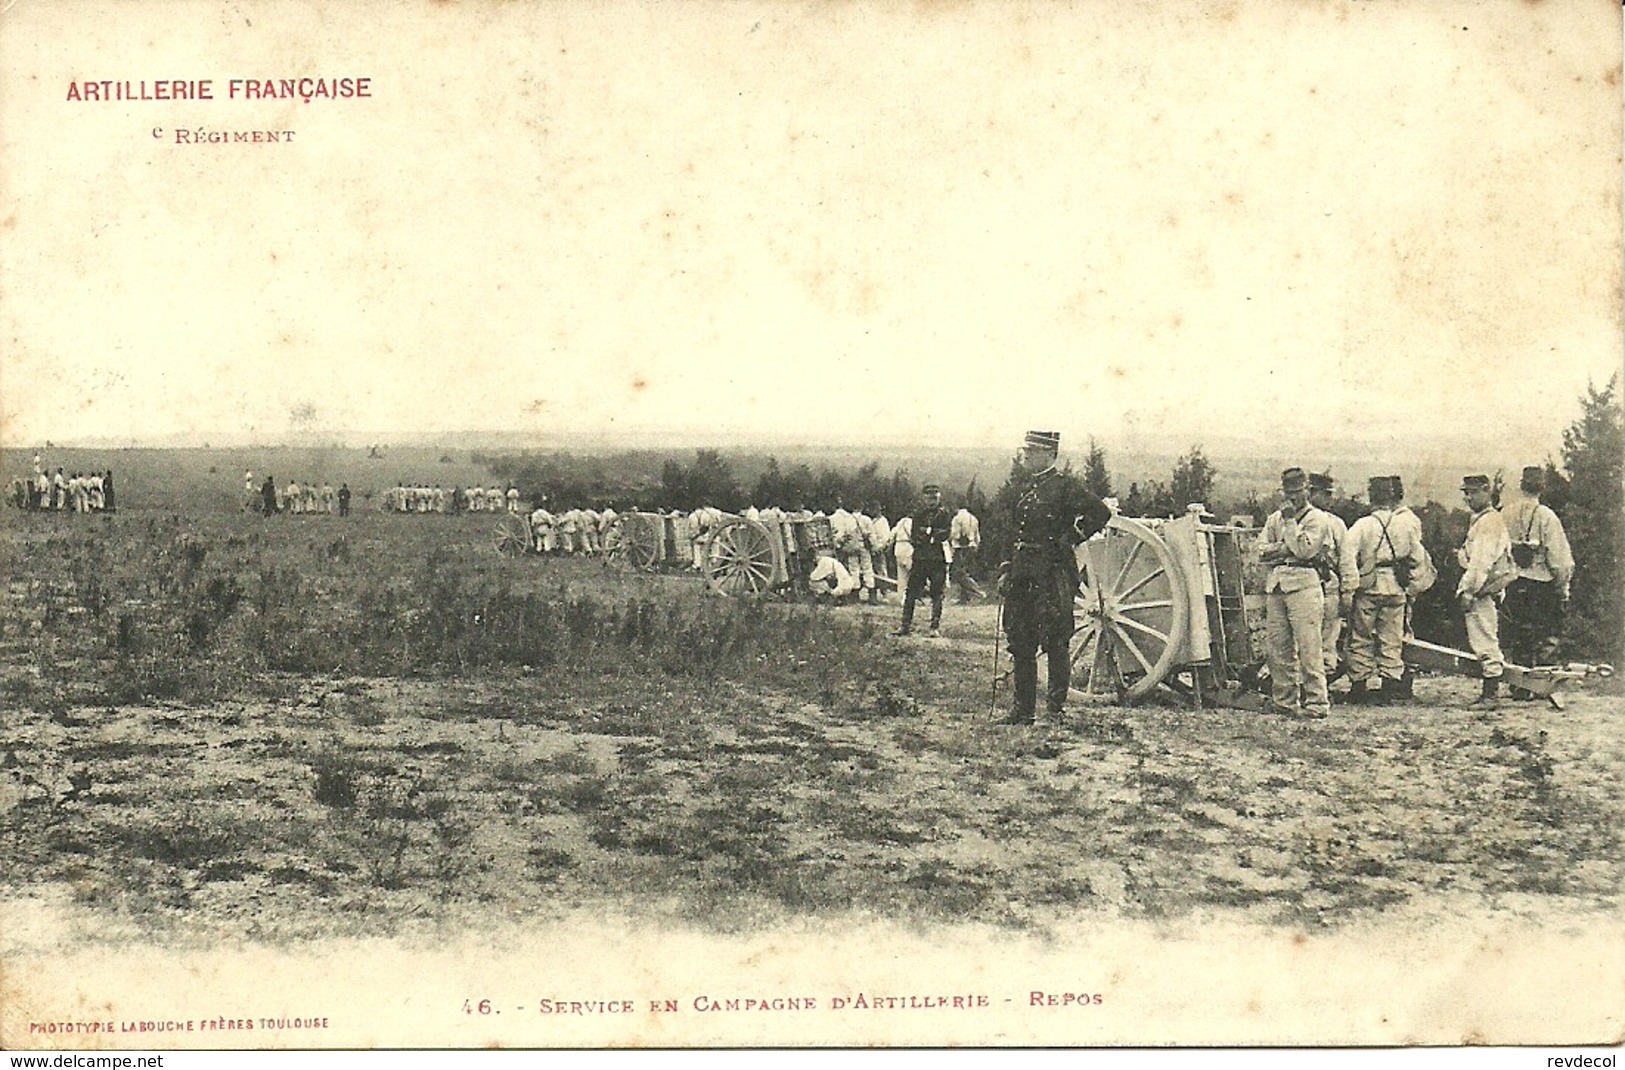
[702,512,838,597]
[1069,507,1614,710]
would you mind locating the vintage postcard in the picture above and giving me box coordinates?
[1,0,1621,1051]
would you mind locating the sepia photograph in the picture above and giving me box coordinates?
[1,0,1621,1052]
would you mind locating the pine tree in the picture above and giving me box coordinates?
[1558,375,1624,665]
[1082,438,1113,499]
[1170,446,1216,513]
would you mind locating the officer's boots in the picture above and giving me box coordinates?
[1470,676,1501,708]
[1341,679,1367,705]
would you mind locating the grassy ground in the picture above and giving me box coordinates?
[1,504,1619,946]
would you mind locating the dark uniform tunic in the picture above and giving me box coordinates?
[900,504,952,633]
[1003,468,1111,719]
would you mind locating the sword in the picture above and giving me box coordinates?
[988,600,1004,721]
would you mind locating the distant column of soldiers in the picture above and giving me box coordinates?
[10,455,116,514]
[251,473,350,517]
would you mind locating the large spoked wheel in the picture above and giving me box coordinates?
[607,512,663,571]
[704,519,779,595]
[493,513,531,556]
[1070,516,1190,702]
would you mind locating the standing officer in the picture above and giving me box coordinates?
[1499,466,1573,689]
[1457,474,1514,706]
[999,431,1111,725]
[1259,467,1334,719]
[895,484,951,638]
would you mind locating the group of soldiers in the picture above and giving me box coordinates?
[1260,464,1572,718]
[381,483,518,514]
[527,503,619,555]
[950,431,1582,726]
[249,473,352,517]
[9,456,116,514]
[508,499,987,611]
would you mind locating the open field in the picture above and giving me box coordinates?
[2,494,1620,952]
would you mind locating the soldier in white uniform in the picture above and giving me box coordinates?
[1341,476,1432,704]
[829,504,870,601]
[1307,473,1350,680]
[1456,474,1515,706]
[807,551,858,603]
[1259,467,1334,719]
[529,505,552,553]
[867,504,893,595]
[949,505,983,604]
[1499,466,1574,689]
[689,507,713,571]
[892,514,914,601]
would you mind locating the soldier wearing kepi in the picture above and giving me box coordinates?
[1259,467,1334,719]
[1307,472,1350,682]
[1499,466,1574,694]
[1457,474,1515,707]
[999,431,1111,725]
[895,484,951,638]
[1342,476,1432,704]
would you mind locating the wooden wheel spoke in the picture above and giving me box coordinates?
[1115,598,1173,614]
[1113,614,1171,646]
[1116,565,1167,602]
[1112,537,1144,591]
[1112,626,1156,675]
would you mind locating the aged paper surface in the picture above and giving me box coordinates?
[2,0,1622,1050]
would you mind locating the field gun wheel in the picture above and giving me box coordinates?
[704,518,779,595]
[607,512,663,572]
[1070,515,1190,702]
[493,513,530,557]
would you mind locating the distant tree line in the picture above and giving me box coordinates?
[480,379,1622,662]
[478,448,928,520]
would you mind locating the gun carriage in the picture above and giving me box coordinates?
[702,512,837,597]
[1069,508,1612,708]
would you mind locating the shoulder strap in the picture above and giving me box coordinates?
[1375,511,1400,562]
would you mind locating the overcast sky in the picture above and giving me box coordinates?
[2,1,1619,457]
